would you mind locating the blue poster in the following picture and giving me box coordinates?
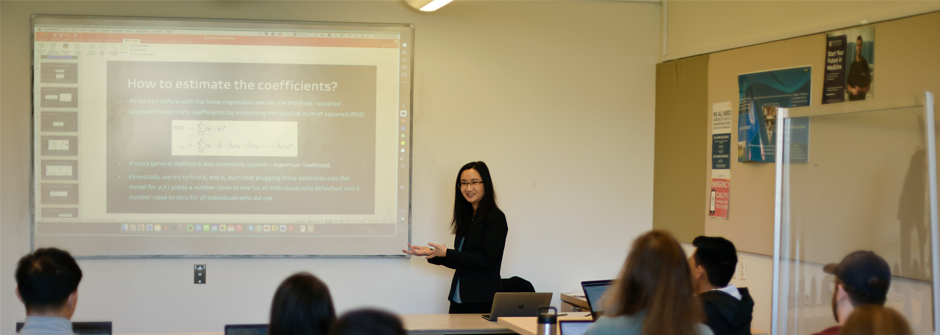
[737,66,811,162]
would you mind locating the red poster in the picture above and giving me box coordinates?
[708,178,730,218]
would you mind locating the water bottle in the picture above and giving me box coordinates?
[537,306,557,335]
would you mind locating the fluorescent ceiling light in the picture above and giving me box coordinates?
[404,0,454,12]
[419,0,454,11]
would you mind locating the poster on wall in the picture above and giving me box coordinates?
[823,26,874,104]
[712,101,732,179]
[786,116,811,163]
[709,178,730,218]
[737,66,811,163]
[710,102,732,218]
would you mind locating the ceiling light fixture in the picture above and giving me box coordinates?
[404,0,454,12]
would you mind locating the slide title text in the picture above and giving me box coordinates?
[128,79,339,92]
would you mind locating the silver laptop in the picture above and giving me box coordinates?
[481,292,553,321]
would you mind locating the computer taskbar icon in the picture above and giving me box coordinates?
[121,223,317,233]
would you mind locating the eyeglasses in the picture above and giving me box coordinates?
[460,180,483,188]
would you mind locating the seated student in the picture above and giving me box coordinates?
[813,251,891,335]
[269,272,336,335]
[584,230,713,335]
[689,236,754,335]
[15,248,84,335]
[839,305,912,335]
[329,309,406,335]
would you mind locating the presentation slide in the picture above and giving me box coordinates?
[31,16,413,257]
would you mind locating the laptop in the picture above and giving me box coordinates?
[16,321,111,334]
[481,292,553,321]
[559,320,594,335]
[581,280,613,320]
[225,324,268,335]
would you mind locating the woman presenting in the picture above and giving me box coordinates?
[403,161,508,313]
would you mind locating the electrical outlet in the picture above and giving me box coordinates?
[194,264,206,284]
[738,258,747,280]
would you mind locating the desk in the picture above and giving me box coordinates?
[401,314,514,334]
[560,293,589,312]
[497,314,593,335]
[117,314,514,335]
[114,314,765,335]
[497,316,768,335]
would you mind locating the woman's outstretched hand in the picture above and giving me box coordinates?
[403,243,447,259]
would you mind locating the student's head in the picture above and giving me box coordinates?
[329,309,405,335]
[269,272,336,335]
[690,236,737,293]
[452,161,498,234]
[825,251,891,323]
[606,230,703,335]
[839,305,912,335]
[856,35,864,55]
[15,248,83,318]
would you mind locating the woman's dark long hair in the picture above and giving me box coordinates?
[269,272,336,335]
[451,161,499,235]
[604,230,703,335]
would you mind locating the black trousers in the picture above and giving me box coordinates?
[448,301,493,314]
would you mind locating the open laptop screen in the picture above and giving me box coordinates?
[225,324,268,335]
[581,280,613,313]
[559,320,594,335]
[16,321,111,334]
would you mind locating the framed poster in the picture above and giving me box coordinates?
[738,66,811,162]
[823,26,875,104]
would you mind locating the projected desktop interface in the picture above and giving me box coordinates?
[32,21,412,240]
[121,223,334,234]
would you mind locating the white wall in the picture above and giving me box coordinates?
[663,1,940,61]
[0,1,661,333]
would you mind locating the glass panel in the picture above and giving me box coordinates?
[775,97,936,335]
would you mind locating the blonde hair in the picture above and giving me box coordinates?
[839,305,912,335]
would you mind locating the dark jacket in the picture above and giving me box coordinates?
[428,208,508,304]
[700,287,754,335]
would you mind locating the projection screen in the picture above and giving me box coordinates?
[31,15,414,257]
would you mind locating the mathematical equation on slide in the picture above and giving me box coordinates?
[170,120,298,157]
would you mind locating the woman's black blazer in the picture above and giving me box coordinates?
[428,208,508,304]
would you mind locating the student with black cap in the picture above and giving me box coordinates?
[812,250,891,335]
